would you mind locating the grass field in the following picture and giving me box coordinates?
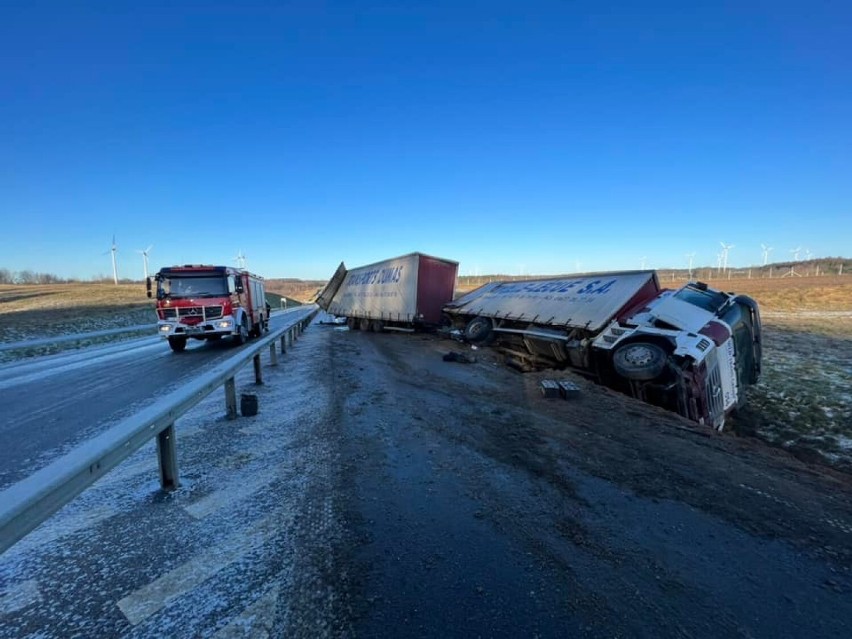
[2,276,850,471]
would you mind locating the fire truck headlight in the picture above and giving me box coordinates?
[217,320,232,329]
[159,325,171,333]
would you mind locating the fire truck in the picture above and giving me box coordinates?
[147,265,270,352]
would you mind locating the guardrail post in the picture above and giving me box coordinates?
[157,424,179,490]
[269,342,278,366]
[225,377,237,419]
[280,333,287,353]
[253,353,263,384]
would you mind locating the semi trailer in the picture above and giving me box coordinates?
[317,253,458,331]
[443,271,761,429]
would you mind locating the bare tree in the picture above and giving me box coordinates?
[16,270,36,284]
[0,268,13,284]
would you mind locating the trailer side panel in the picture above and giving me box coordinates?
[446,271,658,332]
[328,254,420,322]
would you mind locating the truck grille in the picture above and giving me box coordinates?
[704,350,725,428]
[159,306,224,321]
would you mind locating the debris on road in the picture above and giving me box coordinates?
[558,380,581,399]
[540,379,581,399]
[539,379,561,398]
[443,351,477,364]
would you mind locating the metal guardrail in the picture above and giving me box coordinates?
[0,306,319,555]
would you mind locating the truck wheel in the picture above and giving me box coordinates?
[612,342,667,381]
[347,317,358,330]
[168,336,187,353]
[370,320,384,333]
[464,316,494,344]
[359,318,371,332]
[233,317,248,345]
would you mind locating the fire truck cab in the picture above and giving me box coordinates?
[147,265,269,352]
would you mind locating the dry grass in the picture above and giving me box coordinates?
[0,283,150,312]
[0,284,155,353]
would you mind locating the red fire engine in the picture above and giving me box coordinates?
[147,265,270,352]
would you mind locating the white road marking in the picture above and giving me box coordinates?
[0,579,42,615]
[184,465,283,520]
[212,585,280,639]
[117,508,294,626]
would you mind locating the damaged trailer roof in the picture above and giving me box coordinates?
[444,271,660,333]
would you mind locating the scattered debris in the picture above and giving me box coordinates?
[443,351,477,364]
[505,356,535,373]
[558,380,581,399]
[540,379,581,400]
[240,393,259,416]
[540,380,562,398]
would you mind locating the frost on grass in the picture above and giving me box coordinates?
[732,322,852,471]
[0,307,155,363]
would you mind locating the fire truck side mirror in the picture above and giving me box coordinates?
[146,277,152,298]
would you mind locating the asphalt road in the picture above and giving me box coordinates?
[1,314,851,638]
[0,309,307,490]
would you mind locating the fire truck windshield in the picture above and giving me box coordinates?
[161,276,229,298]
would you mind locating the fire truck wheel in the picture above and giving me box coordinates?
[168,336,187,353]
[612,342,667,381]
[233,317,248,345]
[464,316,494,344]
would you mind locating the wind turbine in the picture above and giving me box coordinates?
[761,243,773,266]
[136,245,153,280]
[234,250,247,270]
[685,252,696,279]
[719,242,734,275]
[109,235,118,285]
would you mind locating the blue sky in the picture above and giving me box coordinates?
[1,0,850,280]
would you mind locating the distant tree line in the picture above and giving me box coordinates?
[0,268,67,284]
[0,268,141,285]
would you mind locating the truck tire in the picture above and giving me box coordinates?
[612,342,667,381]
[464,316,494,344]
[250,318,261,338]
[347,317,358,330]
[359,318,371,332]
[233,317,248,345]
[370,320,384,333]
[168,336,187,353]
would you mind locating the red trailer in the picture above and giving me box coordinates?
[317,253,458,331]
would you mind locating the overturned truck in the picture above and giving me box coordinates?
[317,253,458,331]
[444,271,762,430]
